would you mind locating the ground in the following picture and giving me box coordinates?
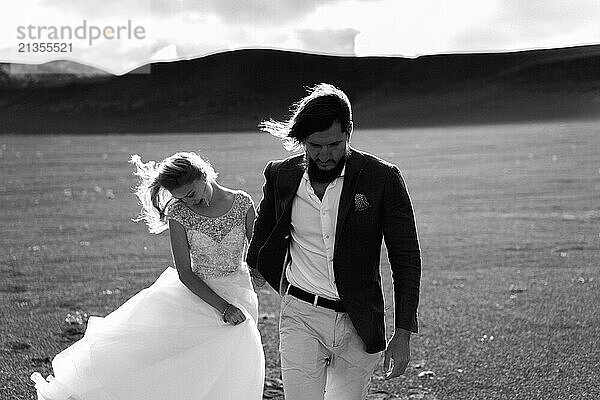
[1,121,599,399]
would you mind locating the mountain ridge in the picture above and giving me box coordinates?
[1,45,599,133]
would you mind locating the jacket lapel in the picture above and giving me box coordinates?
[335,149,367,246]
[273,151,366,245]
[276,156,304,220]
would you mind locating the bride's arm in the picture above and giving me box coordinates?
[168,219,246,325]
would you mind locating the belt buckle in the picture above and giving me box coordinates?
[312,294,319,307]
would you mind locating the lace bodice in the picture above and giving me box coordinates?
[168,191,253,280]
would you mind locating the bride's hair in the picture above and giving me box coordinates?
[130,152,217,234]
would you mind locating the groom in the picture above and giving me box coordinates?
[247,83,421,399]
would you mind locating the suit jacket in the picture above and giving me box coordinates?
[246,148,421,353]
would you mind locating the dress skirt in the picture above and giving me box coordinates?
[31,267,265,400]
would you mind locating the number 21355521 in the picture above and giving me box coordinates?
[18,43,73,53]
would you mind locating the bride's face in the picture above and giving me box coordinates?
[170,178,213,207]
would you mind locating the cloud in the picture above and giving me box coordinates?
[151,43,178,61]
[148,0,341,25]
[501,0,600,23]
[4,0,600,74]
[40,0,152,18]
[40,0,336,24]
[294,28,359,55]
[451,0,600,52]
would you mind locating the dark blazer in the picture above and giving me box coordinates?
[246,148,421,353]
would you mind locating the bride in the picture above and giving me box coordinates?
[31,151,265,400]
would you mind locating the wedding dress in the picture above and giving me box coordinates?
[32,191,265,400]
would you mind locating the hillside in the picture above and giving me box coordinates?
[0,45,599,133]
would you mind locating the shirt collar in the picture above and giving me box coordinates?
[301,164,346,181]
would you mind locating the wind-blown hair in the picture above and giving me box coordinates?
[130,152,217,234]
[259,83,353,152]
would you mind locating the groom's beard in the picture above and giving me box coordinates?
[305,152,348,184]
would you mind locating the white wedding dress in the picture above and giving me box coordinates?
[31,191,265,400]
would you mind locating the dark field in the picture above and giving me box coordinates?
[1,121,599,399]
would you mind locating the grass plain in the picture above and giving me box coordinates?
[1,120,599,399]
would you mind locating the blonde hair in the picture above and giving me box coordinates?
[130,152,217,234]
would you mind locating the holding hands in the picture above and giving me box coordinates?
[221,303,246,325]
[249,268,266,287]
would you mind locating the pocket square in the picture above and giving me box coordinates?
[354,193,371,212]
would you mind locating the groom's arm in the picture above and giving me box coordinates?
[381,164,421,379]
[382,164,421,334]
[246,161,277,270]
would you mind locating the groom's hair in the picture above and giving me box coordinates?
[259,83,353,151]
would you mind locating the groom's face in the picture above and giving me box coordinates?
[304,120,349,183]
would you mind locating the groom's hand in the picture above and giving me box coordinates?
[250,268,266,287]
[383,328,411,379]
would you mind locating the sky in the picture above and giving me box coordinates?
[1,0,599,75]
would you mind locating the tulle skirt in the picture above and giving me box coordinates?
[31,267,265,400]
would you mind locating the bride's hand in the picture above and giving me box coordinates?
[250,268,266,287]
[222,304,246,325]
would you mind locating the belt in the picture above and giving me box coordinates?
[287,285,345,312]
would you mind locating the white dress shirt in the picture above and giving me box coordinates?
[286,167,345,300]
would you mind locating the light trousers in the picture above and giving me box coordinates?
[279,294,381,400]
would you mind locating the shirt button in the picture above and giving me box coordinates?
[325,234,330,239]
